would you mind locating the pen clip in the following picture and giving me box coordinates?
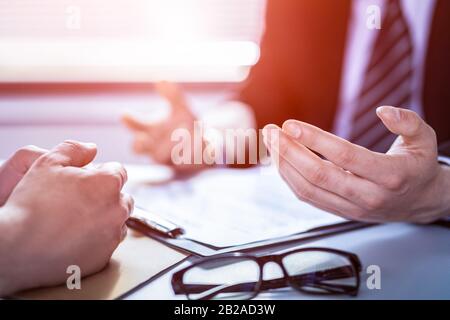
[128,206,184,239]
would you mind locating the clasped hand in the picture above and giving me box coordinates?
[0,141,133,295]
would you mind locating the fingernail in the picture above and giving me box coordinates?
[284,122,302,138]
[83,142,97,149]
[377,106,401,122]
[64,139,96,149]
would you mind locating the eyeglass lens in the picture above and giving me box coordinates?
[182,257,261,300]
[282,251,357,294]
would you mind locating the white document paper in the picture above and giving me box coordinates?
[127,166,345,247]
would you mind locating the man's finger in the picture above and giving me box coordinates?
[376,106,435,147]
[152,137,176,164]
[121,193,134,217]
[37,140,97,168]
[264,125,385,210]
[121,224,128,242]
[95,162,128,190]
[155,81,187,112]
[6,145,48,175]
[132,128,171,157]
[121,113,155,132]
[274,147,362,221]
[133,132,152,154]
[281,120,391,184]
[0,145,49,205]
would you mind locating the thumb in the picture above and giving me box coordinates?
[155,81,187,112]
[37,140,97,168]
[376,106,435,146]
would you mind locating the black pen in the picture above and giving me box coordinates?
[127,206,184,239]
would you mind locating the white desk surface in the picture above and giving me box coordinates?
[126,223,450,300]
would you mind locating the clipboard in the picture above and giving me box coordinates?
[127,208,375,257]
[125,165,376,257]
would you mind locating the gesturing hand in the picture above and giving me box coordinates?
[0,141,133,295]
[122,81,197,166]
[263,106,450,223]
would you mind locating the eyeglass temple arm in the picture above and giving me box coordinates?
[175,265,355,296]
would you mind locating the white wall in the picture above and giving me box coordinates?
[0,89,229,163]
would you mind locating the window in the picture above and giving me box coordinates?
[0,0,267,82]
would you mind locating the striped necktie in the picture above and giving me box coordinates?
[349,0,414,153]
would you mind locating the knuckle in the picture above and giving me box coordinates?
[342,185,358,200]
[100,172,123,192]
[127,195,135,212]
[403,110,422,134]
[293,185,312,202]
[309,166,328,186]
[411,119,422,135]
[34,153,58,167]
[120,164,128,181]
[110,161,127,182]
[83,171,121,195]
[118,209,129,225]
[62,140,84,153]
[335,149,356,167]
[11,145,45,170]
[120,210,129,224]
[120,194,134,220]
[363,195,385,212]
[301,127,318,148]
[13,145,39,159]
[121,226,128,241]
[82,173,103,191]
[110,161,125,171]
[300,125,311,140]
[110,211,125,229]
[116,222,126,238]
[109,176,123,192]
[278,138,289,158]
[383,173,406,191]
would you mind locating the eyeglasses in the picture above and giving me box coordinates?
[171,247,362,300]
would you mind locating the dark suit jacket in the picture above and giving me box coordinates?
[239,0,450,145]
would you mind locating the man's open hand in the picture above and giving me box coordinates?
[263,106,450,223]
[122,81,197,165]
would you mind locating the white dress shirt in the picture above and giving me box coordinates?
[334,0,437,139]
